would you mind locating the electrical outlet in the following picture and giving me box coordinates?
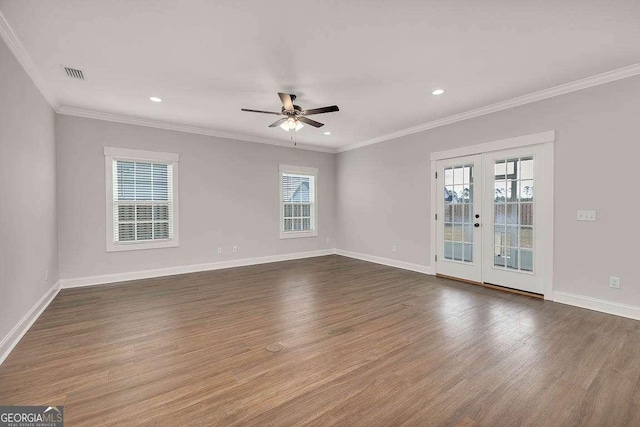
[610,276,620,289]
[232,246,238,253]
[217,247,222,254]
[392,245,397,253]
[577,210,597,221]
[326,237,330,244]
[45,270,48,281]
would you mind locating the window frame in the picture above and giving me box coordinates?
[279,164,318,239]
[104,147,180,252]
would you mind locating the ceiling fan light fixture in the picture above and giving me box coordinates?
[242,92,338,133]
[280,117,303,131]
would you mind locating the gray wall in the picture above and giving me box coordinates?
[337,75,640,307]
[56,115,337,280]
[0,39,58,340]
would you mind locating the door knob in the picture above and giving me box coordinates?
[474,223,480,227]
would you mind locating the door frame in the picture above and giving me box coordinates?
[430,131,555,299]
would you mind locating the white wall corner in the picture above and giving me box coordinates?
[0,281,61,366]
[0,10,58,110]
[335,249,434,275]
[552,291,640,321]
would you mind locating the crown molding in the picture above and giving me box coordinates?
[337,63,640,153]
[3,5,640,155]
[0,10,333,153]
[56,106,337,153]
[0,9,58,110]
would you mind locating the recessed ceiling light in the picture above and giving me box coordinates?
[324,131,331,135]
[432,89,445,96]
[149,97,162,103]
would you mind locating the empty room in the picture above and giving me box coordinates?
[1,1,639,425]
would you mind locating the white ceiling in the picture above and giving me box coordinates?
[2,0,640,151]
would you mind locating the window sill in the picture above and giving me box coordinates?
[280,231,318,240]
[106,239,179,252]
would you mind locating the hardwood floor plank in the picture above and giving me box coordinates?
[0,255,639,425]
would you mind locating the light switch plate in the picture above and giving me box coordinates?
[577,210,597,221]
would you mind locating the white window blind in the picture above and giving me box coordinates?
[105,147,179,252]
[280,165,317,238]
[112,160,174,243]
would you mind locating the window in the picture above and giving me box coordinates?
[279,165,318,239]
[105,147,179,252]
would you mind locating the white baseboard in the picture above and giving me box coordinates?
[335,249,433,275]
[59,249,336,289]
[334,251,640,321]
[0,281,60,365]
[553,291,640,321]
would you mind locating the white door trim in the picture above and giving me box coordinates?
[430,131,555,161]
[430,131,555,299]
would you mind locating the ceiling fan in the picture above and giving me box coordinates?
[242,92,339,132]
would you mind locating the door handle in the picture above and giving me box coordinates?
[474,223,480,227]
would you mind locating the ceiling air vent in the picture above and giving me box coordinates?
[63,67,85,80]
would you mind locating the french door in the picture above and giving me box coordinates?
[436,155,482,283]
[436,144,549,295]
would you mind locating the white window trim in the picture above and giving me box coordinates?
[105,147,180,252]
[279,164,318,239]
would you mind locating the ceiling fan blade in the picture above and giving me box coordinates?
[268,118,287,128]
[278,93,294,111]
[241,108,282,115]
[298,116,324,128]
[302,105,339,116]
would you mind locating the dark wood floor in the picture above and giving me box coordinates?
[1,255,639,426]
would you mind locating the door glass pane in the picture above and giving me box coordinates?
[494,225,506,246]
[494,204,506,224]
[452,224,463,242]
[520,203,533,225]
[520,227,533,249]
[453,205,463,222]
[493,157,535,272]
[521,250,533,272]
[463,224,473,243]
[443,164,475,263]
[463,244,473,262]
[453,167,463,185]
[445,186,454,204]
[494,246,506,267]
[444,205,452,222]
[506,226,518,247]
[506,180,518,202]
[495,161,506,179]
[445,168,454,185]
[519,157,534,179]
[506,204,518,224]
[463,205,471,223]
[519,180,534,202]
[444,241,453,259]
[444,223,452,241]
[505,248,519,270]
[453,242,463,261]
[495,181,506,202]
